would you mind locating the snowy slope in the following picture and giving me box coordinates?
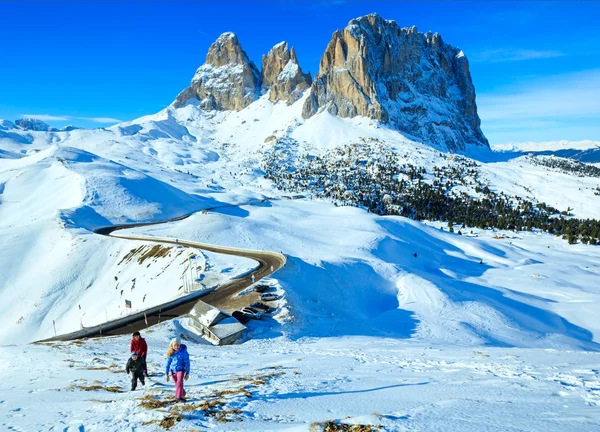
[1,98,600,345]
[1,94,600,429]
[1,322,599,431]
[0,142,254,343]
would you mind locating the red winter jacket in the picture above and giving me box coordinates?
[130,337,148,357]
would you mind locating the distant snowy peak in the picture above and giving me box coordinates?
[493,140,600,163]
[1,119,81,133]
[302,13,489,152]
[262,42,311,105]
[59,125,80,132]
[14,118,54,132]
[493,140,600,153]
[173,32,261,111]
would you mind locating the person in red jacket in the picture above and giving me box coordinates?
[130,331,148,377]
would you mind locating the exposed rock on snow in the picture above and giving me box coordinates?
[302,13,489,151]
[261,41,312,105]
[59,125,79,132]
[15,118,55,132]
[173,32,261,111]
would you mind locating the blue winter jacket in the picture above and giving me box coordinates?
[165,344,190,375]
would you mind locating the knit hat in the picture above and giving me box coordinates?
[170,337,181,347]
[132,331,141,337]
[131,351,139,356]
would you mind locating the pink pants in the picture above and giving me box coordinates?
[171,371,186,399]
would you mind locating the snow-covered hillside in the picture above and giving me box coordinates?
[1,91,600,429]
[2,94,600,344]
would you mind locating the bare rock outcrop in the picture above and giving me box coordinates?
[173,32,261,111]
[261,42,311,105]
[302,13,489,150]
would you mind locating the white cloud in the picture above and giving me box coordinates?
[478,69,600,121]
[473,49,564,63]
[478,69,600,142]
[82,117,122,123]
[19,114,122,124]
[20,114,70,121]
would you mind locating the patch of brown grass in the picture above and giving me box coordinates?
[159,413,183,430]
[198,399,242,423]
[311,421,382,432]
[212,387,253,399]
[138,245,172,265]
[198,398,225,412]
[72,384,125,393]
[138,395,177,409]
[119,246,144,265]
[248,370,285,386]
[215,408,243,423]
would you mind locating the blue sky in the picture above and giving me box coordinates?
[1,1,599,143]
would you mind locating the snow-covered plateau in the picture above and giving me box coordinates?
[1,94,600,430]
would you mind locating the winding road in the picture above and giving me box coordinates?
[37,206,286,342]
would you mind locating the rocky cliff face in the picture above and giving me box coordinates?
[261,42,311,105]
[173,32,261,110]
[302,13,489,151]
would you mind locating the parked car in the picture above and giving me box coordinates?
[253,284,271,293]
[241,307,262,319]
[260,293,279,302]
[251,302,272,313]
[232,310,250,324]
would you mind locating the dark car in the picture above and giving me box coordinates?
[251,302,272,313]
[241,307,262,319]
[232,310,250,324]
[253,284,271,293]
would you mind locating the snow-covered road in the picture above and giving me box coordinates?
[40,209,286,341]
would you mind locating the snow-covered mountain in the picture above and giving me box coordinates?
[14,117,57,131]
[494,140,600,164]
[1,12,600,431]
[303,13,489,151]
[173,13,487,152]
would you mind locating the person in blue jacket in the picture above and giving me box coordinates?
[165,337,190,401]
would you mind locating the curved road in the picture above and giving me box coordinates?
[38,207,286,342]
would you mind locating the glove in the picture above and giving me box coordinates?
[165,374,170,382]
[184,373,189,381]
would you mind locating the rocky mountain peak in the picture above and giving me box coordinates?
[261,41,312,105]
[303,13,489,151]
[173,32,261,111]
[205,32,250,67]
[14,118,54,132]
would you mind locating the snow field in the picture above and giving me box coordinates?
[0,323,599,431]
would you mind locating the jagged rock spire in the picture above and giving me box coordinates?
[302,13,489,151]
[173,32,261,111]
[261,42,311,105]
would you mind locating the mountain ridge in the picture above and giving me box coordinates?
[172,13,488,152]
